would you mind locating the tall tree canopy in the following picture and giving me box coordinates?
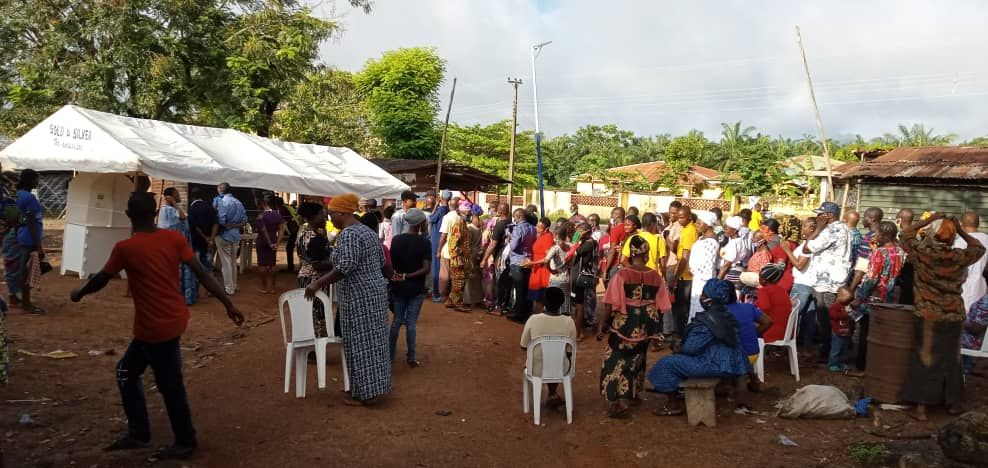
[0,0,366,137]
[445,120,537,188]
[354,47,446,159]
[271,67,380,154]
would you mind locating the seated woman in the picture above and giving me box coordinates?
[646,279,751,416]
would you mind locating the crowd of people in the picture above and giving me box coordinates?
[2,170,988,459]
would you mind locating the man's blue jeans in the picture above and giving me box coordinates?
[789,283,817,346]
[194,248,213,272]
[390,294,425,363]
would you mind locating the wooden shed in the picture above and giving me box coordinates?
[839,146,988,230]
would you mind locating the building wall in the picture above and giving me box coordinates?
[858,183,988,231]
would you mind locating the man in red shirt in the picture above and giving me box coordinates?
[71,193,244,461]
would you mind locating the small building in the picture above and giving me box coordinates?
[839,146,988,230]
[369,158,513,205]
[574,162,723,198]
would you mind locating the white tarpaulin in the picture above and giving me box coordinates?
[0,105,409,198]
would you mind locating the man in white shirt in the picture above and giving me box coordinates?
[802,202,852,362]
[435,197,462,303]
[955,212,988,312]
[390,190,419,237]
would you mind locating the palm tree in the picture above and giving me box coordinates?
[883,124,957,147]
[717,121,756,171]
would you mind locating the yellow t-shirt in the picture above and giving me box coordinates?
[621,231,666,271]
[677,222,699,280]
[749,211,763,231]
[325,219,339,234]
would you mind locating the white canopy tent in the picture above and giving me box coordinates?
[0,105,409,277]
[0,105,409,198]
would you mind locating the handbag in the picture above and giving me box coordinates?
[574,240,598,289]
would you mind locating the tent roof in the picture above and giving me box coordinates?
[0,105,408,198]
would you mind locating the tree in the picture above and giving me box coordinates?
[0,0,236,135]
[662,130,710,191]
[714,121,756,170]
[219,5,337,136]
[0,0,364,137]
[964,136,988,146]
[882,123,957,147]
[271,67,380,154]
[540,124,660,189]
[354,47,446,159]
[445,120,537,188]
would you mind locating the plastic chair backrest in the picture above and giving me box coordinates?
[781,306,800,343]
[526,335,575,379]
[279,289,331,344]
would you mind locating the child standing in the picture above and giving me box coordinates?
[520,287,577,410]
[828,287,855,372]
[71,194,244,461]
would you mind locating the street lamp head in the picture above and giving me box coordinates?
[533,41,553,51]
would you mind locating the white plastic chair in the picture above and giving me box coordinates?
[961,328,988,358]
[754,307,801,382]
[279,289,349,398]
[522,336,576,425]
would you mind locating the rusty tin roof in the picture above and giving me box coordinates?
[839,146,988,181]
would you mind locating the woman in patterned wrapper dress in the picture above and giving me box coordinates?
[899,214,985,421]
[295,202,336,337]
[446,201,474,312]
[597,235,672,419]
[305,194,394,406]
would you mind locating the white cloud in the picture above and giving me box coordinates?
[315,0,988,140]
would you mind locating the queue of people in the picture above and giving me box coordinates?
[4,173,988,459]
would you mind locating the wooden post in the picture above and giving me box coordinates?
[840,181,851,214]
[435,77,458,195]
[796,26,835,202]
[507,78,522,207]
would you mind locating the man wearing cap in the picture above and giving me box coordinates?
[435,196,462,303]
[428,191,451,301]
[391,191,419,238]
[389,208,431,368]
[802,201,853,362]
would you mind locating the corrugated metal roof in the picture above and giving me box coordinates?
[580,161,721,186]
[839,146,988,180]
[369,158,511,190]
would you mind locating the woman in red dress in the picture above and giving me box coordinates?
[524,217,555,314]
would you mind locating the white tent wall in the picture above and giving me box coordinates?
[0,105,408,199]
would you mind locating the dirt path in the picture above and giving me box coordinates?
[2,256,984,467]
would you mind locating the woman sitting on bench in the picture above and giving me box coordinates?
[646,279,750,416]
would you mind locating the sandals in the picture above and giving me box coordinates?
[546,395,564,410]
[103,435,150,452]
[607,402,631,419]
[25,305,45,315]
[149,445,196,462]
[653,406,684,417]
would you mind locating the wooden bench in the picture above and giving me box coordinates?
[679,378,719,427]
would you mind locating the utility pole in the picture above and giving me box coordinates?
[531,41,552,215]
[796,26,835,203]
[507,78,523,208]
[435,77,457,195]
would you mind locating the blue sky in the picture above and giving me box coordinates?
[317,0,988,141]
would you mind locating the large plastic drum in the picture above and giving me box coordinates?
[865,303,916,403]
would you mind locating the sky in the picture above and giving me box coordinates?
[313,0,988,141]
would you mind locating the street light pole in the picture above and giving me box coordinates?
[531,41,551,215]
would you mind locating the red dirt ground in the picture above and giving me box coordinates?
[2,239,985,467]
